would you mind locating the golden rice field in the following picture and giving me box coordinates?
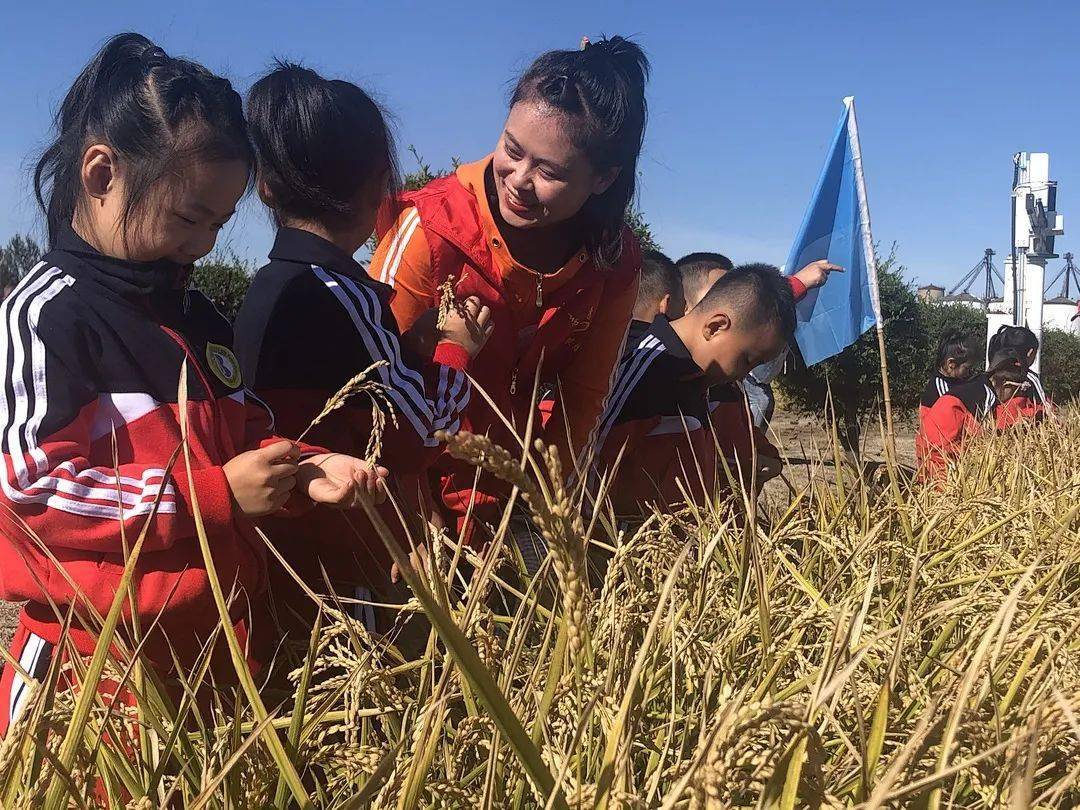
[1,408,1079,808]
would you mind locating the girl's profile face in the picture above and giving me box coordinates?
[492,101,618,231]
[80,144,248,266]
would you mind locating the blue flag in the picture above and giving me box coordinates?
[784,97,881,367]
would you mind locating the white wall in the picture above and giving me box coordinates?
[1043,302,1080,335]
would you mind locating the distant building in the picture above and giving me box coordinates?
[917,284,945,303]
[1044,295,1080,335]
[942,291,986,311]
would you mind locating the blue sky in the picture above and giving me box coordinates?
[3,0,1079,288]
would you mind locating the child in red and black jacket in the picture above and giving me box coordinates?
[919,330,978,426]
[0,35,382,734]
[675,253,838,489]
[595,264,797,515]
[987,325,1050,418]
[233,64,493,634]
[917,346,1045,476]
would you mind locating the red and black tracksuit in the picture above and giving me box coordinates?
[708,382,780,484]
[916,373,1047,476]
[0,227,316,734]
[233,228,474,625]
[918,373,967,423]
[594,317,716,513]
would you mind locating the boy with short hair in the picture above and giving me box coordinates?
[633,249,686,326]
[595,264,797,514]
[676,253,840,432]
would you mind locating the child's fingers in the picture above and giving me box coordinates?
[462,296,483,318]
[269,461,300,479]
[259,440,299,461]
[474,304,492,328]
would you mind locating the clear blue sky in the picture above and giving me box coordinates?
[3,0,1079,288]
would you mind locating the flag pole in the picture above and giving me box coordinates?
[844,96,896,456]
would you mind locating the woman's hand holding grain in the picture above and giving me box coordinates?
[223,440,301,516]
[439,296,494,358]
[298,453,389,508]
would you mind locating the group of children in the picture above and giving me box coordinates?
[917,325,1049,474]
[0,31,841,728]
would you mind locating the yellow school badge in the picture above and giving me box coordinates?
[205,342,242,388]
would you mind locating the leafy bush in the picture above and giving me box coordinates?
[191,251,252,321]
[1040,328,1080,403]
[917,301,987,370]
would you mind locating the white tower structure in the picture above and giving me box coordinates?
[987,153,1064,371]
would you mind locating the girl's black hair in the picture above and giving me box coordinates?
[936,329,974,369]
[246,62,400,227]
[34,33,252,247]
[510,35,650,267]
[988,324,1039,359]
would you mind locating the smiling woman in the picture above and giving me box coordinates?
[369,35,650,536]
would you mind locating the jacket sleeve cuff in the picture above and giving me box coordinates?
[255,436,328,460]
[173,465,235,538]
[788,276,808,301]
[433,341,471,371]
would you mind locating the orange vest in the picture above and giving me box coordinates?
[391,175,641,520]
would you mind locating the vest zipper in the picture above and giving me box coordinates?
[535,274,543,307]
[510,368,518,396]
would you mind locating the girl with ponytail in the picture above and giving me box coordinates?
[0,33,384,732]
[370,35,650,534]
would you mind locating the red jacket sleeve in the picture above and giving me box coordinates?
[0,314,233,556]
[917,396,974,477]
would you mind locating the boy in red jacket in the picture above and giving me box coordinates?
[596,264,796,514]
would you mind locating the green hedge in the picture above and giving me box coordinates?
[1040,329,1080,403]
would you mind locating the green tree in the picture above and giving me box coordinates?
[625,208,660,253]
[776,247,929,451]
[0,234,44,290]
[192,251,252,321]
[917,301,988,373]
[1039,329,1080,403]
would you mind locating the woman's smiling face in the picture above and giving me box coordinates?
[491,100,617,230]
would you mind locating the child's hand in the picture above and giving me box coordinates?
[223,440,300,516]
[439,296,494,358]
[793,260,843,290]
[390,542,430,584]
[299,453,389,508]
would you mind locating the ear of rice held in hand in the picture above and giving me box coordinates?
[296,360,398,462]
[436,275,463,330]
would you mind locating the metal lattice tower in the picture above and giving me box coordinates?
[1047,252,1080,300]
[949,248,1003,302]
